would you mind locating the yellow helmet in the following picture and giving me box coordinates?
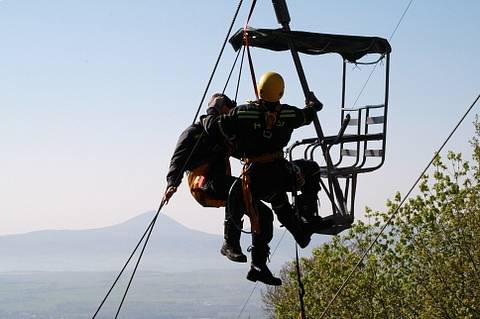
[258,71,284,102]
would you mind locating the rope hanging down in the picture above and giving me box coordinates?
[91,213,158,318]
[295,243,306,319]
[91,2,246,317]
[243,0,259,100]
[192,0,245,124]
[319,93,480,319]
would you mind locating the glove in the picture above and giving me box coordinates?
[162,186,177,205]
[305,91,323,112]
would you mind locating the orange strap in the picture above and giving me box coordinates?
[243,151,284,164]
[241,164,261,234]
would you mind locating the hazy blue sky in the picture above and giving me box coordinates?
[1,0,479,235]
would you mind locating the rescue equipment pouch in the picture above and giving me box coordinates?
[187,161,231,208]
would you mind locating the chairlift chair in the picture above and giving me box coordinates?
[229,2,391,235]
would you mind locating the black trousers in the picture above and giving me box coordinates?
[204,174,274,244]
[248,158,321,209]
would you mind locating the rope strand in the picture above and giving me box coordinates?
[192,0,245,124]
[91,216,157,318]
[91,2,246,316]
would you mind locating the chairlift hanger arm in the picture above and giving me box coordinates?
[271,0,348,215]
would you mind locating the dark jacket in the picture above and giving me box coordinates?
[166,119,229,188]
[202,101,316,158]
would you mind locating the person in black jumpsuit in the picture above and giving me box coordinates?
[202,72,324,286]
[164,93,274,264]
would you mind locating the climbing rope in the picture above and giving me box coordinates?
[319,93,480,318]
[234,46,247,102]
[192,0,245,124]
[295,243,306,319]
[91,2,246,316]
[243,0,259,99]
[114,204,163,318]
[91,212,158,318]
[92,132,206,318]
[222,48,243,95]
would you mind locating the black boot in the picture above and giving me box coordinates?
[275,205,311,248]
[303,216,335,233]
[246,245,281,286]
[220,220,247,263]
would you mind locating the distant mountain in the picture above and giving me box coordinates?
[0,212,329,273]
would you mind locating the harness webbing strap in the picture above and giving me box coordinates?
[243,151,284,164]
[263,104,282,138]
[241,164,261,233]
[243,0,259,100]
[240,150,284,234]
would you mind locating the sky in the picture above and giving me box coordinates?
[1,0,479,236]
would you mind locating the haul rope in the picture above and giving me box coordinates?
[92,133,206,318]
[243,0,259,99]
[295,243,306,319]
[92,2,248,316]
[192,0,245,124]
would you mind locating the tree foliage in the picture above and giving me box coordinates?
[264,118,480,318]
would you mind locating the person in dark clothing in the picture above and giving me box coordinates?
[202,72,326,286]
[164,93,274,264]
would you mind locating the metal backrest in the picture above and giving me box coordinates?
[335,103,387,174]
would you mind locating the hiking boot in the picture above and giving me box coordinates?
[303,216,335,234]
[276,206,311,248]
[247,244,282,286]
[246,265,282,286]
[220,241,247,263]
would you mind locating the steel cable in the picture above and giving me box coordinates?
[319,93,480,318]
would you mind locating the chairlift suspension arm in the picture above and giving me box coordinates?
[272,0,347,214]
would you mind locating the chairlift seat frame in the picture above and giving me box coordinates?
[230,22,391,235]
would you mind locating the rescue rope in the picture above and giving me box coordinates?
[243,0,259,100]
[192,0,245,124]
[91,212,158,318]
[114,205,163,318]
[290,157,307,318]
[295,243,306,319]
[234,46,246,102]
[92,132,206,318]
[92,2,248,316]
[319,93,480,318]
[222,48,243,94]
